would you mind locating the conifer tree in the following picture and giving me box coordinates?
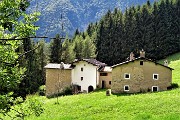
[62,39,75,63]
[73,35,84,59]
[49,34,62,63]
[175,0,180,51]
[111,8,125,63]
[36,40,47,85]
[83,35,96,58]
[96,10,115,65]
[123,7,136,55]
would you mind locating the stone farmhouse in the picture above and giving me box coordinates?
[111,50,174,93]
[44,59,112,97]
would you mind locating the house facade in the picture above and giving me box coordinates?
[111,56,173,93]
[99,66,112,89]
[71,59,107,93]
[44,63,72,97]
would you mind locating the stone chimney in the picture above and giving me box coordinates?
[140,49,145,58]
[60,62,64,69]
[164,60,168,66]
[129,52,135,61]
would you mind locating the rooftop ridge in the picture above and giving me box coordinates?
[111,57,174,70]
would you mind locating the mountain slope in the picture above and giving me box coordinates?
[28,0,157,38]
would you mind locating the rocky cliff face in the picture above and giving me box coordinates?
[28,0,156,38]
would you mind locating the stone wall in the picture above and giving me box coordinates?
[45,69,72,97]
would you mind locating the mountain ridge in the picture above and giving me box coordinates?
[28,0,156,39]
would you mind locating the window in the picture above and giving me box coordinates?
[153,74,159,80]
[124,73,130,79]
[124,85,129,91]
[81,77,83,81]
[109,81,111,85]
[140,61,143,65]
[152,86,158,92]
[81,67,83,71]
[100,73,108,76]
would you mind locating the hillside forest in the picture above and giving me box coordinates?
[55,0,180,66]
[0,0,179,118]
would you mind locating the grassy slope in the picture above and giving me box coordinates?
[2,53,180,120]
[28,89,180,120]
[159,52,180,84]
[27,52,180,120]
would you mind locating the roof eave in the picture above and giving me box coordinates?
[111,57,174,70]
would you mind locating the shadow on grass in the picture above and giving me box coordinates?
[112,92,144,97]
[112,86,180,97]
[46,85,179,98]
[93,88,107,92]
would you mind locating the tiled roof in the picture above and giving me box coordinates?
[112,57,174,70]
[73,59,106,66]
[44,63,72,69]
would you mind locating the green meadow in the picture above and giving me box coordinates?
[2,52,180,120]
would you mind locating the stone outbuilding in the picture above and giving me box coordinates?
[44,62,72,97]
[111,51,174,93]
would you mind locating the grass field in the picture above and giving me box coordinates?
[1,52,180,120]
[159,52,180,84]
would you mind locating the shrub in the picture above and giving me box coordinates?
[38,85,46,96]
[46,86,73,99]
[27,97,44,117]
[63,86,73,95]
[0,95,44,119]
[171,83,179,89]
[167,83,179,90]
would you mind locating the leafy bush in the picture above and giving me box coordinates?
[0,94,44,119]
[63,86,73,95]
[38,85,46,96]
[47,86,73,98]
[27,97,44,117]
[171,83,179,89]
[0,92,14,114]
[167,83,179,90]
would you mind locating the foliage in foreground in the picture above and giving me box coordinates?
[0,96,44,120]
[0,0,44,119]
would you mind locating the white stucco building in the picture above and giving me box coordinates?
[71,59,106,93]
